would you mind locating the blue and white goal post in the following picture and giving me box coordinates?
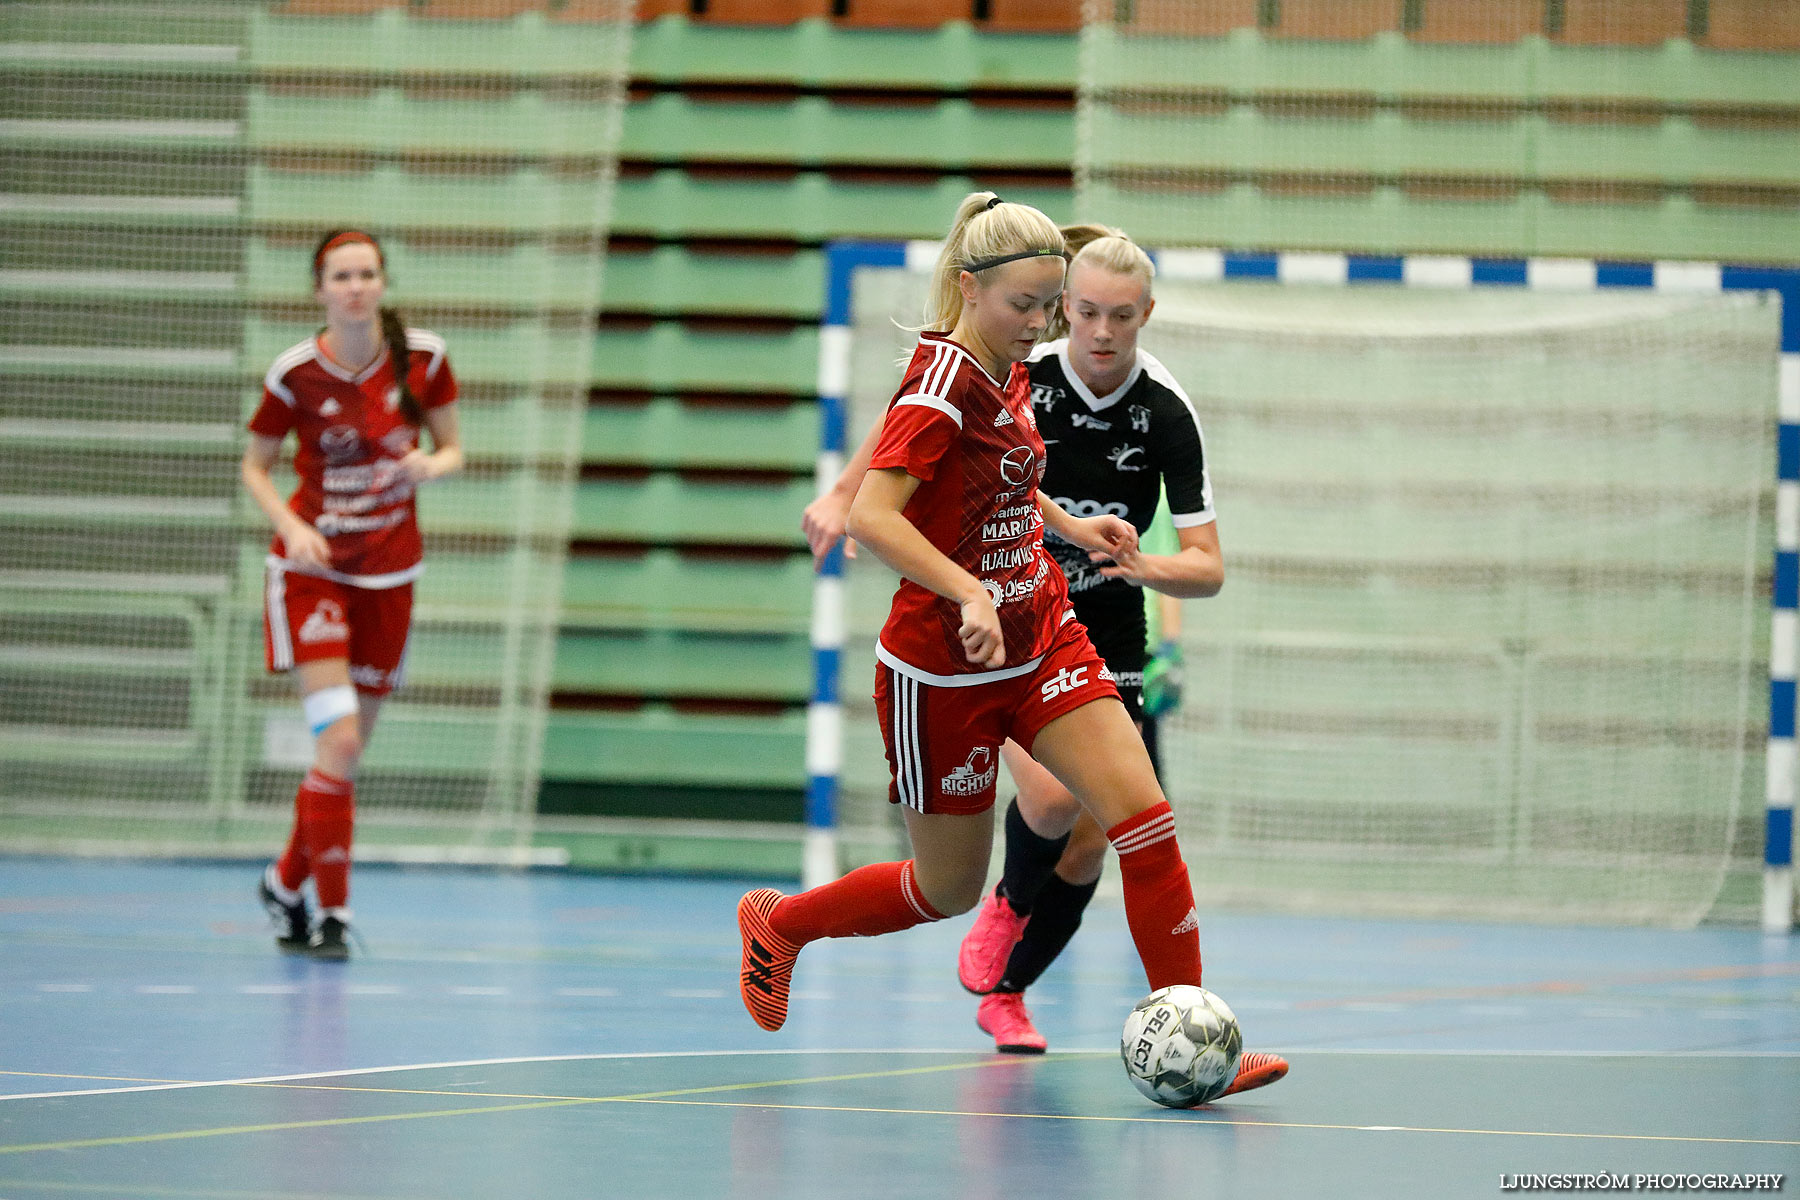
[807,239,1799,933]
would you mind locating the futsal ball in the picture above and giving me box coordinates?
[1120,985,1243,1108]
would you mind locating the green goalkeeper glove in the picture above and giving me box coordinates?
[1141,638,1184,717]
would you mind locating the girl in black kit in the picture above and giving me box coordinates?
[804,225,1286,1094]
[957,227,1245,1054]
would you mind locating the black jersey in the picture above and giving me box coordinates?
[1027,339,1214,633]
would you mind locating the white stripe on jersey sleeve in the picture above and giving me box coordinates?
[262,339,316,406]
[921,341,956,399]
[1139,348,1217,525]
[894,395,964,428]
[893,342,964,427]
[1026,338,1066,364]
[405,328,448,380]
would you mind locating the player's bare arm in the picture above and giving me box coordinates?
[1095,520,1222,599]
[399,402,464,483]
[849,466,1004,667]
[241,434,329,572]
[801,417,883,566]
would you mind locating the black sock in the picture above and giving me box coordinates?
[998,797,1070,915]
[995,872,1100,993]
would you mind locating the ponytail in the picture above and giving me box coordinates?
[310,227,421,427]
[1046,222,1125,341]
[379,306,424,427]
[922,192,1066,332]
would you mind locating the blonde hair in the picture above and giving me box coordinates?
[1047,228,1155,341]
[921,192,1066,332]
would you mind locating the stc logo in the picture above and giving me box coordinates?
[999,445,1036,486]
[1039,666,1089,701]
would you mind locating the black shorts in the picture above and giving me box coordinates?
[1071,597,1149,724]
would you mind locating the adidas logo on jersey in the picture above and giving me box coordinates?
[993,407,1013,427]
[1171,907,1200,936]
[320,397,341,416]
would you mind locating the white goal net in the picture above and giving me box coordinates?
[841,260,1775,925]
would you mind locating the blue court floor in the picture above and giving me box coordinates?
[1,858,1795,1199]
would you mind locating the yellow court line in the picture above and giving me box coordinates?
[0,1057,1015,1156]
[0,1098,602,1156]
[6,1056,1793,1157]
[230,1054,1016,1105]
[0,1071,195,1086]
[0,1177,390,1200]
[628,1098,1800,1148]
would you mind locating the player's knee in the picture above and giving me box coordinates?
[304,685,362,773]
[923,873,987,917]
[314,720,362,773]
[1059,832,1108,886]
[1021,787,1082,837]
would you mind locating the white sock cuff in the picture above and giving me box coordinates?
[263,863,302,906]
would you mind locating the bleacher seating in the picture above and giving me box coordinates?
[3,0,1795,862]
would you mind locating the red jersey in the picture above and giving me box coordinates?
[248,331,457,588]
[868,332,1070,684]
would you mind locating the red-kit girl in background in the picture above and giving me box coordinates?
[242,229,462,958]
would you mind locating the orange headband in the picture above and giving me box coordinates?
[313,231,381,274]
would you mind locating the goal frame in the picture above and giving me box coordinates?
[809,241,1799,932]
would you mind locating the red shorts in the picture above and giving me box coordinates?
[874,614,1121,816]
[264,563,413,697]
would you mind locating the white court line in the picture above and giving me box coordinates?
[4,1047,1796,1103]
[0,1049,1005,1102]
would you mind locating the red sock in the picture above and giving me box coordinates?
[275,818,310,892]
[292,769,354,909]
[1107,802,1202,990]
[768,860,945,944]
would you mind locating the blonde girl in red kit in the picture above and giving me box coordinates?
[243,230,462,958]
[736,193,1213,1050]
